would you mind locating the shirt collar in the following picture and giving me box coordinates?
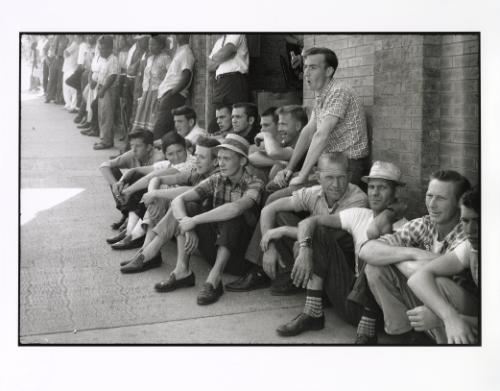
[315,76,336,103]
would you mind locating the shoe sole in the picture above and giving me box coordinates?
[225,283,270,292]
[120,261,162,274]
[155,281,195,293]
[276,323,325,337]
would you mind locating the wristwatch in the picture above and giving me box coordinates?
[298,237,312,248]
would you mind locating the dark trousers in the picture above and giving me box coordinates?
[90,98,99,129]
[46,56,63,101]
[186,202,253,276]
[42,58,51,93]
[312,226,380,326]
[152,92,186,140]
[109,168,147,216]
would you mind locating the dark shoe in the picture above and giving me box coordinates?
[111,215,128,230]
[155,272,195,292]
[225,268,270,292]
[106,230,126,245]
[77,122,91,129]
[69,108,78,114]
[111,236,144,250]
[270,279,302,296]
[120,254,162,274]
[197,282,223,305]
[81,128,97,136]
[93,142,113,150]
[276,313,325,337]
[73,114,84,123]
[355,333,378,345]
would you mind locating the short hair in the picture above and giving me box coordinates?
[430,170,472,201]
[233,102,258,122]
[317,152,349,172]
[97,35,114,49]
[129,129,154,145]
[460,185,480,215]
[150,34,167,50]
[196,136,221,159]
[276,105,308,128]
[176,34,190,45]
[161,131,187,154]
[261,106,278,123]
[171,106,197,123]
[303,47,339,74]
[215,103,232,113]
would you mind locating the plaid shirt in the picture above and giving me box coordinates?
[378,215,466,253]
[312,77,369,159]
[193,168,264,209]
[176,167,219,187]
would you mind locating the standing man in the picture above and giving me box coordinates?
[275,47,369,191]
[208,34,249,109]
[360,170,472,343]
[154,34,195,142]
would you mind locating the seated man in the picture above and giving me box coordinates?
[99,129,164,230]
[276,161,406,343]
[210,103,233,142]
[249,105,307,182]
[120,137,221,273]
[109,132,195,249]
[248,106,279,168]
[407,186,479,344]
[171,105,207,146]
[231,102,259,145]
[360,170,472,344]
[225,152,367,294]
[161,134,264,305]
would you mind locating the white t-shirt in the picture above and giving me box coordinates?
[157,44,195,99]
[339,207,406,275]
[453,240,478,286]
[210,35,249,77]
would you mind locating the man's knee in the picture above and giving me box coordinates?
[365,264,390,287]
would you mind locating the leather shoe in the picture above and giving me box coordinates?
[120,254,162,274]
[270,279,302,296]
[111,215,127,230]
[77,122,91,129]
[155,272,195,292]
[106,230,126,245]
[93,142,113,150]
[355,333,378,345]
[276,313,325,337]
[197,282,223,305]
[111,236,144,250]
[225,268,270,292]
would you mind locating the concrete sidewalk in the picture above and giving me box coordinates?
[20,94,360,344]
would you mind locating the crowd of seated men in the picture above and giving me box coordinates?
[84,37,478,345]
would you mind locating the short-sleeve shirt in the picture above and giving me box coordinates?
[142,53,171,92]
[312,77,369,159]
[210,35,249,77]
[290,183,367,216]
[453,240,479,287]
[193,169,264,209]
[378,215,466,253]
[109,148,165,169]
[339,208,405,275]
[158,44,195,99]
[175,167,220,187]
[97,54,119,86]
[77,42,90,66]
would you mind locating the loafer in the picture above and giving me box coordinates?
[355,333,378,345]
[270,279,302,296]
[77,122,91,129]
[154,272,195,292]
[225,268,270,292]
[111,215,128,230]
[197,282,223,305]
[93,142,113,150]
[111,236,144,250]
[120,254,162,274]
[106,230,126,244]
[276,313,325,337]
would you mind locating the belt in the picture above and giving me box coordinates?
[216,71,245,81]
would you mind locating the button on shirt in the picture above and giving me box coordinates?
[210,35,249,77]
[158,44,195,99]
[290,183,368,216]
[97,54,119,86]
[312,77,369,159]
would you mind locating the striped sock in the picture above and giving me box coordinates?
[357,316,376,337]
[303,289,323,318]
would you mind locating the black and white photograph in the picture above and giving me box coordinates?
[4,0,500,390]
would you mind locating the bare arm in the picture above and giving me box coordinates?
[209,42,237,69]
[249,151,278,168]
[171,189,202,221]
[359,239,437,266]
[262,133,294,161]
[297,214,342,243]
[192,197,254,225]
[285,120,316,173]
[121,167,179,196]
[260,197,296,236]
[99,162,120,186]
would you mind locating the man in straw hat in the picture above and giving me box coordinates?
[275,161,407,343]
[360,169,472,344]
[162,134,264,305]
